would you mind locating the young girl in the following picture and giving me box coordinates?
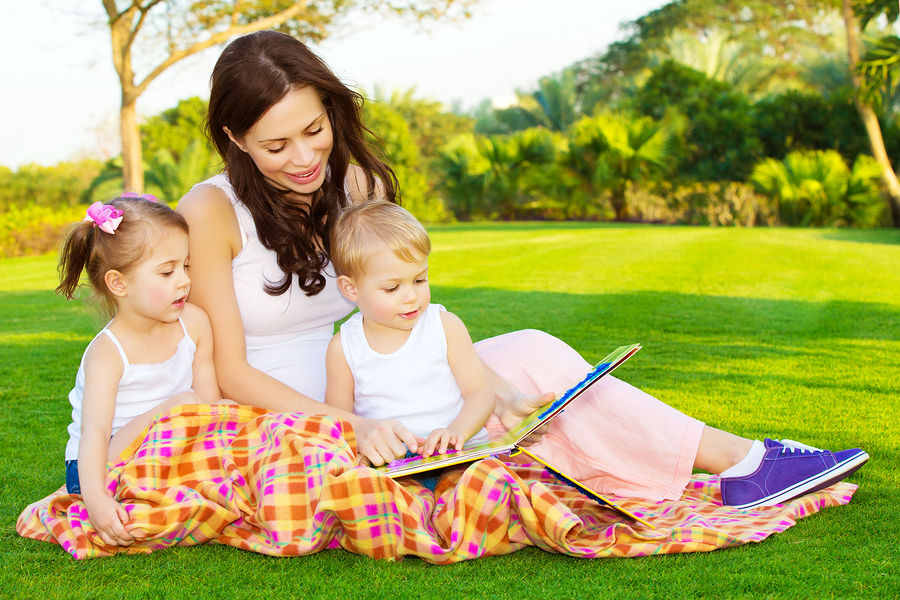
[325,200,493,458]
[57,195,225,547]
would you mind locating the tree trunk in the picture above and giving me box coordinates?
[120,95,143,192]
[611,193,629,221]
[842,0,900,227]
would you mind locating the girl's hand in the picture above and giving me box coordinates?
[354,418,421,466]
[495,390,555,446]
[84,492,134,547]
[421,428,464,457]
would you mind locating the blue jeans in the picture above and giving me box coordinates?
[65,460,81,494]
[400,451,443,492]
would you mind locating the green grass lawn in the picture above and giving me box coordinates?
[2,223,898,599]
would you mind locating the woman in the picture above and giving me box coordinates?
[177,31,867,507]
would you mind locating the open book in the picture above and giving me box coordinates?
[374,343,651,527]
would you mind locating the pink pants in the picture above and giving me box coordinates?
[475,330,705,501]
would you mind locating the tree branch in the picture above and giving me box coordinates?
[131,2,311,100]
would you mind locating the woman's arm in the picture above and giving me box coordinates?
[324,333,355,412]
[182,302,222,402]
[79,337,134,547]
[176,185,417,463]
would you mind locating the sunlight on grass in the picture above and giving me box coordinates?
[1,224,898,599]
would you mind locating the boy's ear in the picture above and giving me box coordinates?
[104,270,128,298]
[336,275,358,302]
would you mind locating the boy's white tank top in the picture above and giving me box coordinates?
[65,318,195,460]
[192,174,355,401]
[340,304,489,444]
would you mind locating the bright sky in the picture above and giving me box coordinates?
[0,0,669,169]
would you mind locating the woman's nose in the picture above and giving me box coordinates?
[290,141,315,166]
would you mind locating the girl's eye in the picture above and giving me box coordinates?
[415,278,428,284]
[266,144,287,154]
[384,286,398,293]
[307,126,324,136]
[162,271,174,277]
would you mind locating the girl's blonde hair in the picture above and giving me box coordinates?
[330,200,430,280]
[57,196,189,316]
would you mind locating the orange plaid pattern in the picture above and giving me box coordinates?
[17,405,858,561]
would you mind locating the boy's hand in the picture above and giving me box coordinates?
[84,491,134,547]
[421,428,465,457]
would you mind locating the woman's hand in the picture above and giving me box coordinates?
[494,389,555,447]
[353,417,422,466]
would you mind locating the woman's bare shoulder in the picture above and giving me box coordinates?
[177,181,234,219]
[177,181,242,255]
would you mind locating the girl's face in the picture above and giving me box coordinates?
[116,230,191,323]
[231,85,334,202]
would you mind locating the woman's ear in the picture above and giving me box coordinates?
[104,270,128,298]
[336,275,358,302]
[223,127,247,153]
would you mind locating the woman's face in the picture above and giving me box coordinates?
[230,85,334,201]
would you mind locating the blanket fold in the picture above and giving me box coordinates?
[17,405,856,562]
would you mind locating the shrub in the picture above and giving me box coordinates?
[627,181,777,226]
[0,205,85,258]
[751,150,885,227]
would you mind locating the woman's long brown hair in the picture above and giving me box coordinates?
[206,30,399,296]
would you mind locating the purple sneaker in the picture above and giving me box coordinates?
[721,443,869,509]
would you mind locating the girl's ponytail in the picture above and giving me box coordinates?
[56,221,97,300]
[55,196,188,316]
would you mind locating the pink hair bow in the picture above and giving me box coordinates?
[120,192,159,202]
[83,202,124,234]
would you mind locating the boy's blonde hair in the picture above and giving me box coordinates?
[330,200,431,280]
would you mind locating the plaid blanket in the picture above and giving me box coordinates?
[17,405,857,562]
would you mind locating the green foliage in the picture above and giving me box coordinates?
[753,88,875,161]
[516,71,581,132]
[375,89,474,164]
[0,160,103,212]
[144,139,220,204]
[751,149,885,226]
[363,101,448,222]
[634,61,763,182]
[473,71,583,136]
[141,97,211,164]
[629,180,778,226]
[0,204,84,258]
[436,129,562,220]
[435,133,492,219]
[472,100,543,135]
[561,110,686,220]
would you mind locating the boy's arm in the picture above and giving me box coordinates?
[324,333,355,413]
[441,311,495,442]
[79,337,134,547]
[183,302,223,402]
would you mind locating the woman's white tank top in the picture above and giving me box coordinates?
[65,318,195,460]
[192,174,355,401]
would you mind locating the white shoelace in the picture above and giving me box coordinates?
[777,439,824,454]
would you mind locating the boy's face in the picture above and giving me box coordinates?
[338,245,431,335]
